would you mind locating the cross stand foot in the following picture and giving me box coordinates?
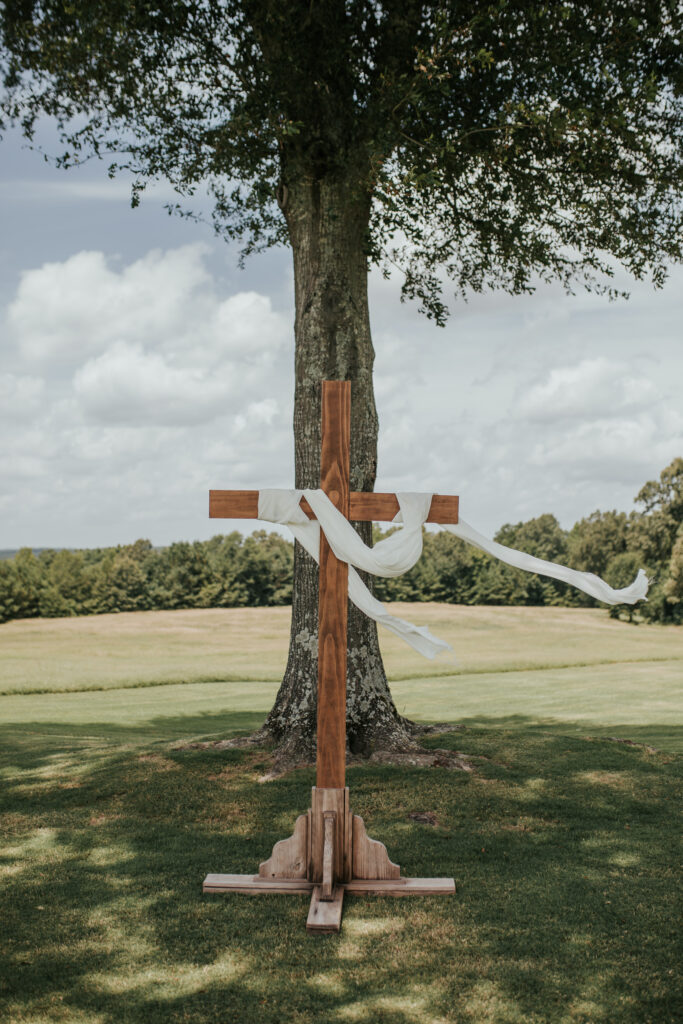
[202,874,456,897]
[203,786,455,933]
[307,885,344,933]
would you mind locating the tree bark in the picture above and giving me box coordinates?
[260,173,416,765]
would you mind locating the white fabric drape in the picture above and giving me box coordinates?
[442,519,650,605]
[258,488,450,658]
[258,488,649,660]
[304,489,430,576]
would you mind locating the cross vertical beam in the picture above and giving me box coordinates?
[316,380,350,790]
[203,378,456,930]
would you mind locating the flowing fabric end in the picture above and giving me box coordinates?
[375,614,453,661]
[443,519,650,607]
[608,568,650,606]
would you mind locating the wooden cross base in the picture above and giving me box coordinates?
[203,786,455,932]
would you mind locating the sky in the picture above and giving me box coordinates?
[1,125,681,550]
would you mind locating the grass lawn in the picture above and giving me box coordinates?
[1,606,681,1023]
[1,604,681,749]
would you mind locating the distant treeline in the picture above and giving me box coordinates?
[2,459,681,625]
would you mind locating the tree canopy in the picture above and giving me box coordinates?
[3,1,682,758]
[2,0,682,321]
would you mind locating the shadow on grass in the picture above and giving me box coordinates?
[0,710,268,768]
[451,714,683,754]
[0,717,681,1024]
[1,703,679,763]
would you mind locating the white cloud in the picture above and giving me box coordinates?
[73,341,234,426]
[370,271,683,532]
[5,245,291,430]
[0,235,681,548]
[8,245,218,366]
[515,357,660,422]
[529,412,683,480]
[212,293,290,359]
[7,245,291,372]
[0,373,45,418]
[234,398,279,432]
[0,178,181,203]
[0,244,296,544]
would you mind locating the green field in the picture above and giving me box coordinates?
[1,604,681,749]
[1,606,681,1023]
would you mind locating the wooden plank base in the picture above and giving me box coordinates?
[203,874,312,895]
[204,779,454,932]
[346,877,455,896]
[203,873,455,897]
[307,885,344,933]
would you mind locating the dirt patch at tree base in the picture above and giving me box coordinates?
[175,723,476,776]
[358,747,475,772]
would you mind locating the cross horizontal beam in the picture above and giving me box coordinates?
[209,490,459,524]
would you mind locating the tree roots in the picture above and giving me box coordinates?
[176,721,474,776]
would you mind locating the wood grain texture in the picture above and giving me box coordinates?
[345,877,456,895]
[210,489,459,524]
[203,874,455,897]
[203,874,313,894]
[321,811,336,900]
[316,380,350,789]
[258,814,308,879]
[343,805,353,884]
[310,786,348,884]
[209,490,260,519]
[349,492,459,524]
[351,815,400,880]
[306,885,344,932]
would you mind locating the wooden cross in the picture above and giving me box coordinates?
[203,381,458,932]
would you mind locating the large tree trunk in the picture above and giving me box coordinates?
[261,174,416,765]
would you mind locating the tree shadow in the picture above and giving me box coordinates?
[0,716,680,1023]
[449,713,682,754]
[0,710,268,771]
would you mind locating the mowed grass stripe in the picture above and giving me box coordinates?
[1,606,680,750]
[1,659,680,751]
[1,654,682,697]
[2,604,681,695]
